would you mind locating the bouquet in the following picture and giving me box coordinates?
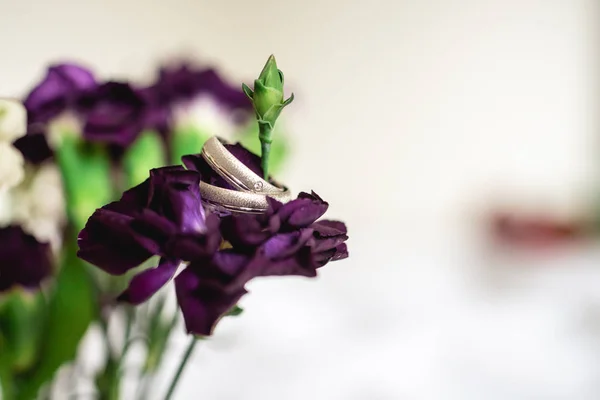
[0,55,349,399]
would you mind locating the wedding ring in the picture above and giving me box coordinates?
[199,181,290,214]
[198,136,292,213]
[201,136,284,194]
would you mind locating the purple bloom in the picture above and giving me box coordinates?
[220,191,348,277]
[140,63,253,135]
[24,63,97,125]
[77,82,153,147]
[155,64,251,113]
[77,142,349,336]
[77,166,221,302]
[175,250,256,335]
[0,226,53,292]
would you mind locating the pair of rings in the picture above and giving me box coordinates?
[198,136,292,213]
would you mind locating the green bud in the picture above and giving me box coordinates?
[242,55,294,179]
[242,54,294,130]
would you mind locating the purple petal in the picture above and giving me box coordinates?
[164,215,221,261]
[77,208,154,275]
[117,259,179,305]
[24,63,96,123]
[175,266,247,336]
[147,166,206,233]
[261,229,313,261]
[0,226,53,292]
[258,248,318,278]
[278,197,329,229]
[12,132,53,164]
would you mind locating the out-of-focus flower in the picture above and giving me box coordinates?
[153,65,250,113]
[0,99,27,142]
[144,63,253,162]
[0,99,27,190]
[24,63,96,125]
[0,225,53,292]
[0,142,25,191]
[489,211,588,249]
[77,82,152,148]
[13,129,53,165]
[9,163,66,252]
[77,166,221,303]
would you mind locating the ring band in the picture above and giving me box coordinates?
[199,181,290,214]
[201,136,284,194]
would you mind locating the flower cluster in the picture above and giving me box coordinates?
[15,62,252,163]
[77,143,348,336]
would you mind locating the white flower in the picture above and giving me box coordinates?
[0,142,25,191]
[0,98,27,143]
[9,163,66,252]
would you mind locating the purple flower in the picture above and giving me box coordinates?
[140,63,253,135]
[0,226,53,292]
[77,82,152,147]
[175,250,256,335]
[77,166,220,303]
[78,142,349,336]
[220,191,348,277]
[155,64,251,112]
[24,63,97,125]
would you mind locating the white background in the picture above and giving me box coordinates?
[2,0,600,399]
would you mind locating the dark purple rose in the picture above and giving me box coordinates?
[77,82,152,147]
[24,63,97,125]
[0,226,53,292]
[77,166,220,300]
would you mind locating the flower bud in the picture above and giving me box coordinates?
[242,55,294,130]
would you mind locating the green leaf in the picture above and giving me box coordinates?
[241,83,254,100]
[16,236,97,400]
[225,305,244,317]
[170,125,211,165]
[122,130,166,188]
[54,134,113,231]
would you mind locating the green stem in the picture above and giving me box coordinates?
[258,124,272,180]
[0,363,14,400]
[163,337,199,400]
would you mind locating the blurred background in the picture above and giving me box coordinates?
[2,0,600,399]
